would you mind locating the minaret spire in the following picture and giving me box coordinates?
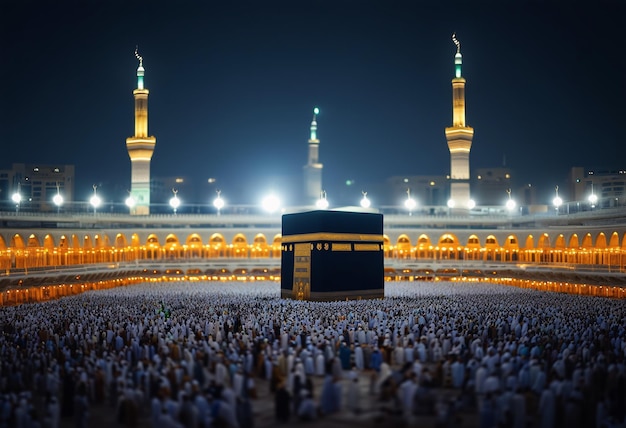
[310,107,319,141]
[445,33,474,213]
[126,48,156,215]
[135,46,144,90]
[304,107,323,205]
[452,33,462,78]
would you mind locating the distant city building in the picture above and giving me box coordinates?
[126,49,156,215]
[472,167,514,206]
[386,175,449,210]
[444,34,474,213]
[303,108,323,206]
[0,163,74,212]
[569,166,625,208]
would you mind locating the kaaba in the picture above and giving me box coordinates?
[281,210,384,301]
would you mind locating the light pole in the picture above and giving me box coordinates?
[588,183,598,210]
[262,194,280,214]
[505,188,516,213]
[89,185,101,215]
[53,183,64,214]
[169,188,180,215]
[553,185,563,215]
[125,191,136,213]
[360,191,371,209]
[213,190,225,215]
[404,188,416,215]
[316,190,329,210]
[11,186,22,214]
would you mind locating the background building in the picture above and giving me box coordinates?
[569,166,625,208]
[0,163,74,212]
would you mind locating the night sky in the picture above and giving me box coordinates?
[1,1,624,206]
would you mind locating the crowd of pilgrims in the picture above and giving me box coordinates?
[0,280,625,428]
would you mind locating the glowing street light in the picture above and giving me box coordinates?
[467,199,476,210]
[316,190,329,210]
[125,190,136,212]
[404,188,416,215]
[262,194,281,213]
[505,188,516,212]
[553,185,563,214]
[588,183,598,209]
[360,191,371,209]
[53,184,64,214]
[213,190,225,215]
[11,188,22,214]
[169,188,181,215]
[89,185,102,215]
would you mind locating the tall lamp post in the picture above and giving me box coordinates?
[125,191,136,213]
[505,188,516,213]
[360,191,371,209]
[213,190,225,215]
[553,185,563,215]
[316,190,329,210]
[90,185,101,215]
[53,183,64,214]
[588,183,598,210]
[169,188,180,215]
[11,185,22,214]
[404,188,416,215]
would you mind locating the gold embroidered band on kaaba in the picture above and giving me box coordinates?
[281,232,384,244]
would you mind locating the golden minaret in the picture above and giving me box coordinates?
[445,33,474,212]
[126,48,156,215]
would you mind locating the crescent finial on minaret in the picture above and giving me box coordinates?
[452,33,461,54]
[135,46,143,67]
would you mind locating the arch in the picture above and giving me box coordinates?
[43,234,55,250]
[554,234,566,249]
[581,233,593,248]
[537,233,551,249]
[0,236,6,250]
[232,233,248,258]
[416,234,433,259]
[209,233,226,258]
[464,234,481,261]
[484,234,500,261]
[145,234,161,260]
[185,233,204,258]
[396,234,412,259]
[438,233,458,246]
[568,234,580,248]
[131,234,141,247]
[11,234,26,249]
[437,233,460,260]
[164,234,182,259]
[27,234,41,248]
[595,233,607,249]
[608,232,620,248]
[251,233,269,258]
[115,234,128,248]
[502,234,520,262]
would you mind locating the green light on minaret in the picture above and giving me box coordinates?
[310,107,319,141]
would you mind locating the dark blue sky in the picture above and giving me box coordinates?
[1,0,624,205]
